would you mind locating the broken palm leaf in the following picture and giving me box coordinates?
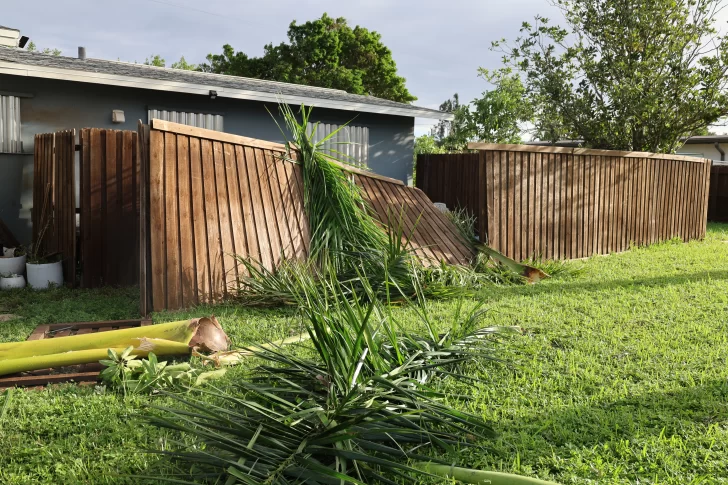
[478,245,549,283]
[194,332,310,367]
[415,463,561,484]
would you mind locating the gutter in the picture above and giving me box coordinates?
[714,142,725,161]
[0,61,453,121]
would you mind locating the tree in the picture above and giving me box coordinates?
[494,0,728,153]
[26,41,61,56]
[201,13,416,103]
[144,55,197,70]
[170,56,197,71]
[430,72,533,151]
[470,68,532,144]
[144,55,165,67]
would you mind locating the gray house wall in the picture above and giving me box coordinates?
[0,73,414,245]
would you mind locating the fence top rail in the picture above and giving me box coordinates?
[467,142,710,164]
[151,118,288,152]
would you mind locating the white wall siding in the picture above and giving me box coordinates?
[148,109,224,132]
[0,95,21,153]
[307,122,369,167]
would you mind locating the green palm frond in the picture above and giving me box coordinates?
[148,271,508,484]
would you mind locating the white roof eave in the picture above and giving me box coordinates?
[0,61,453,121]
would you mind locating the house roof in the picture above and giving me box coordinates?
[680,135,728,144]
[0,47,453,120]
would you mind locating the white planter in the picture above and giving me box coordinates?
[26,261,63,290]
[0,254,26,276]
[0,274,25,290]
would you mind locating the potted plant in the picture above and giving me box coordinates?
[0,272,25,290]
[0,246,26,278]
[25,184,64,290]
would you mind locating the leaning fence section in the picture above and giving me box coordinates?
[417,145,711,261]
[143,120,310,312]
[139,120,475,313]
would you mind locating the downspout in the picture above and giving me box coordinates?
[714,142,725,161]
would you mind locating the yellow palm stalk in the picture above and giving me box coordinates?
[0,338,192,376]
[0,318,214,361]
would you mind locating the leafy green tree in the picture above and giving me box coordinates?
[470,68,532,144]
[25,41,61,56]
[144,54,165,67]
[494,0,728,153]
[431,94,473,151]
[170,56,197,70]
[201,13,416,103]
[431,72,532,151]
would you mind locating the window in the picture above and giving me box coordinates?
[307,122,369,167]
[0,95,21,153]
[148,109,224,132]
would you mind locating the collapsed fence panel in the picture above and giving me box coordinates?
[32,130,76,285]
[355,174,473,265]
[417,145,711,261]
[143,120,309,311]
[708,163,728,222]
[140,120,475,312]
[79,129,139,288]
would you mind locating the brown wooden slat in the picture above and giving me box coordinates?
[233,145,260,268]
[201,139,224,301]
[177,135,196,307]
[265,150,294,261]
[190,137,210,302]
[223,143,246,283]
[149,129,166,311]
[163,132,181,308]
[243,146,273,271]
[138,122,151,315]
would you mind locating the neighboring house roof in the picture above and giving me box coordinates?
[0,47,452,120]
[680,135,728,144]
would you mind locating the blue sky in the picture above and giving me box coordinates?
[3,0,564,135]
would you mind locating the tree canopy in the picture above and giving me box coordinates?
[201,13,416,103]
[494,0,728,153]
[428,69,533,151]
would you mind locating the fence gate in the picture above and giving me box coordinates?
[32,130,76,285]
[79,129,139,287]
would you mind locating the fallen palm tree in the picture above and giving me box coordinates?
[0,317,228,377]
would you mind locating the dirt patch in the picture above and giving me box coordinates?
[0,314,19,323]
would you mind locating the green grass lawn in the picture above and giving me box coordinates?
[1,224,728,484]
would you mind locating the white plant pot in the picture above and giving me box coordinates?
[0,274,25,290]
[0,254,26,276]
[26,261,63,290]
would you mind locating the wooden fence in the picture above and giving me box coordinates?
[708,163,728,222]
[32,130,76,284]
[139,120,473,312]
[79,129,139,288]
[417,144,711,261]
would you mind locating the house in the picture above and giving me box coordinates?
[0,44,451,244]
[675,135,728,162]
